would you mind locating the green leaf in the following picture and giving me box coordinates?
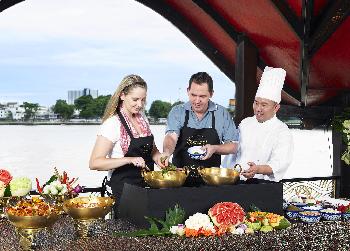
[144,216,160,233]
[4,185,11,197]
[147,217,168,231]
[113,204,185,237]
[165,204,186,227]
[273,218,291,230]
[45,175,58,185]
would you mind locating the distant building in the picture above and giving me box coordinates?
[68,88,98,105]
[35,106,58,120]
[0,102,25,120]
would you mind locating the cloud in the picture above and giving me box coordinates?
[0,0,212,69]
[0,0,185,44]
[0,0,236,107]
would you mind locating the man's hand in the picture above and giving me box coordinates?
[201,144,218,160]
[156,153,170,169]
[241,162,259,179]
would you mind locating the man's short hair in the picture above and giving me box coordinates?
[188,72,213,93]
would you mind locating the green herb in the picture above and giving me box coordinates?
[160,156,177,176]
[161,165,177,176]
[164,204,186,227]
[114,204,186,237]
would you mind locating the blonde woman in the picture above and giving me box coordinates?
[89,74,162,214]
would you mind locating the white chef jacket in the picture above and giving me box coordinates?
[222,115,293,182]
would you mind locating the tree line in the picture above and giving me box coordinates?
[15,96,184,121]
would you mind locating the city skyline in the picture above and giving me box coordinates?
[0,0,236,110]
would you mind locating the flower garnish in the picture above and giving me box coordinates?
[0,169,12,186]
[0,169,32,197]
[184,213,216,237]
[337,204,350,213]
[36,167,82,197]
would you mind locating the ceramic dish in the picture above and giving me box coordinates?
[187,146,206,160]
[342,212,350,222]
[320,209,342,221]
[302,205,323,211]
[285,210,300,220]
[299,211,321,223]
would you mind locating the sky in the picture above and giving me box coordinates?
[0,0,236,109]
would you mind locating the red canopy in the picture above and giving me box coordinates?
[1,0,349,107]
[136,0,350,107]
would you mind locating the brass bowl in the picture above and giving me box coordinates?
[63,196,115,220]
[6,213,59,229]
[142,169,188,188]
[198,167,241,186]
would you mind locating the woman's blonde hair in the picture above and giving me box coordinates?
[102,74,147,122]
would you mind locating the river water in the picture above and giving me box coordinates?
[0,125,333,187]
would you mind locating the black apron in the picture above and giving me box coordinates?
[172,110,221,186]
[109,111,154,215]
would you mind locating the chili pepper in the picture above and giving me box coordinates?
[35,178,43,193]
[62,171,68,184]
[68,178,75,185]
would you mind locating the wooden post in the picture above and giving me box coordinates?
[234,35,258,125]
[333,130,342,198]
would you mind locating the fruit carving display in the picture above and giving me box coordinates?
[208,202,246,228]
[245,211,291,232]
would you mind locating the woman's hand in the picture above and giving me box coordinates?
[129,157,148,170]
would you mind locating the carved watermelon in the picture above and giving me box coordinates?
[208,202,246,227]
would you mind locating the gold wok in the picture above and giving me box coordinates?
[63,196,115,220]
[142,169,188,188]
[198,167,241,185]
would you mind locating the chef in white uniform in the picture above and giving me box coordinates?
[223,66,293,182]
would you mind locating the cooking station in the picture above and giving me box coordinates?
[119,182,283,228]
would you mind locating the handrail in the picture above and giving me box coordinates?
[281,175,340,182]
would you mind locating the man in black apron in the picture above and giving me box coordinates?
[109,111,154,216]
[159,72,239,186]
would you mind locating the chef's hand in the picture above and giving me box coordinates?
[241,162,259,179]
[130,157,148,170]
[201,144,217,160]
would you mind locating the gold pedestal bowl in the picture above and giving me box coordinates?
[198,167,241,186]
[63,196,115,238]
[6,211,59,250]
[142,169,188,188]
[0,197,22,218]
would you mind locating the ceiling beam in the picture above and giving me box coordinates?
[270,0,303,39]
[193,0,301,104]
[136,0,235,82]
[300,0,313,106]
[0,0,24,12]
[192,0,242,41]
[309,0,350,57]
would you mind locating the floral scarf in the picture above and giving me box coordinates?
[118,108,152,155]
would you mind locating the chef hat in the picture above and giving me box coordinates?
[255,66,286,103]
